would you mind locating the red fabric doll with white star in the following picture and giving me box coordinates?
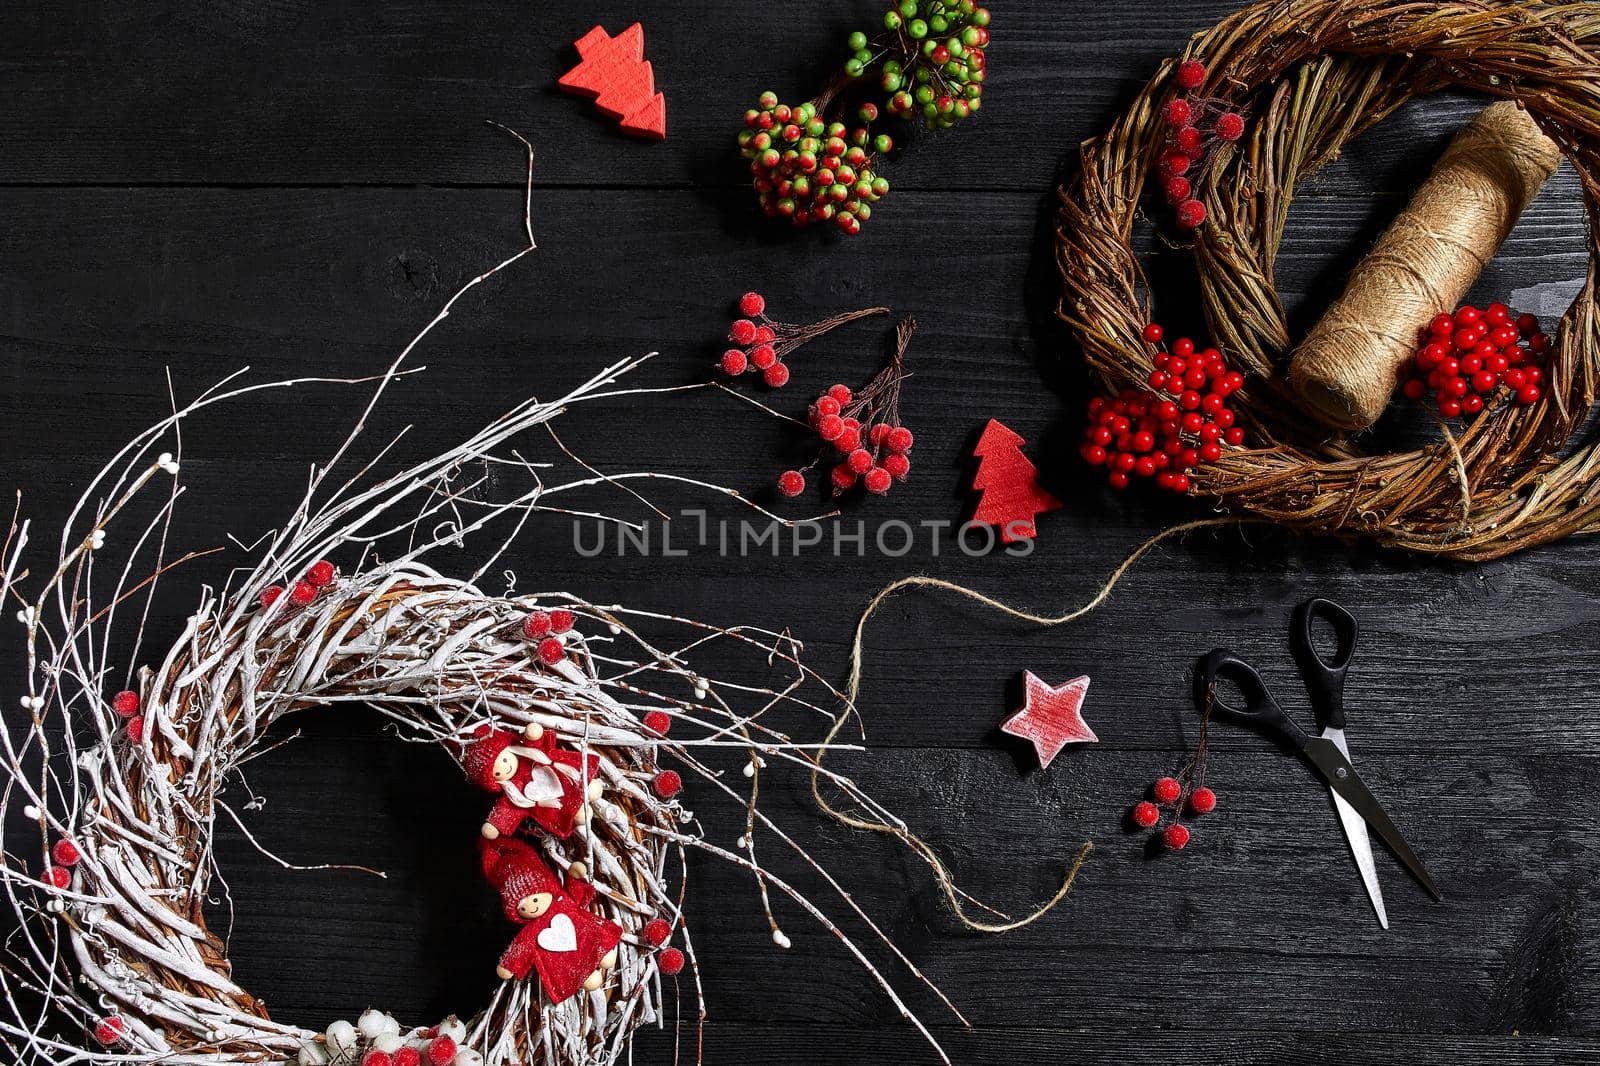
[480,837,623,1002]
[460,723,605,840]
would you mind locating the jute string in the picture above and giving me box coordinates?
[811,517,1246,932]
[1288,102,1561,430]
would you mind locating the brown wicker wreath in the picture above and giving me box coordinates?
[1056,0,1600,562]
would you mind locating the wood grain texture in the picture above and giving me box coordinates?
[1,1,1598,1062]
[0,0,1584,200]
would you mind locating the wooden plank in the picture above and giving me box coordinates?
[207,711,1600,1037]
[626,1024,1600,1064]
[1,186,1594,762]
[2,179,1597,1061]
[0,0,1584,200]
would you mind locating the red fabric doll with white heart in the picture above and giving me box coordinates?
[460,723,605,840]
[480,837,623,1002]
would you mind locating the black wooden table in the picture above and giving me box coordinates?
[2,2,1598,1063]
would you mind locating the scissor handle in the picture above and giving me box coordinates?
[1291,598,1358,731]
[1195,649,1309,750]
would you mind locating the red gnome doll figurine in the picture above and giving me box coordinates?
[460,723,605,840]
[481,837,622,1002]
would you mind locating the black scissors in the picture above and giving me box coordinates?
[1195,598,1442,905]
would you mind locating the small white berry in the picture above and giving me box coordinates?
[454,1050,483,1066]
[436,1017,467,1043]
[357,1009,389,1040]
[16,607,34,625]
[88,530,105,550]
[297,1042,331,1066]
[23,805,39,820]
[608,623,622,635]
[372,1033,403,1053]
[323,1020,357,1053]
[772,929,791,949]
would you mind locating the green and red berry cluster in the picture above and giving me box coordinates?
[1402,302,1551,417]
[738,0,990,233]
[717,292,891,388]
[740,100,891,234]
[1130,775,1216,851]
[876,0,990,130]
[1153,60,1246,230]
[1080,323,1245,493]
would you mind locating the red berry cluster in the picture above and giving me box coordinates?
[1153,60,1245,230]
[111,687,144,744]
[522,606,576,668]
[44,835,81,891]
[781,383,915,498]
[718,292,891,389]
[259,558,337,613]
[643,914,685,974]
[1130,776,1216,850]
[1402,303,1552,417]
[1081,324,1244,492]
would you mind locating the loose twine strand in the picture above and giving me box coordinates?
[810,517,1244,933]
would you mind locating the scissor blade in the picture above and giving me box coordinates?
[1324,728,1388,928]
[1302,736,1443,902]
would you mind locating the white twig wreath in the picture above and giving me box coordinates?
[0,130,1015,1066]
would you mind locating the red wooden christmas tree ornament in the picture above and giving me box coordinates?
[969,419,1062,542]
[558,24,667,141]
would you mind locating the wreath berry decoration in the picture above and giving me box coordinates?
[1056,0,1600,561]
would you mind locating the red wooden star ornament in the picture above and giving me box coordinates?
[969,419,1062,543]
[558,24,667,141]
[1000,672,1096,768]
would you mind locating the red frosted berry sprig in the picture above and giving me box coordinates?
[258,558,338,614]
[1152,59,1247,230]
[643,915,687,974]
[1129,687,1218,852]
[43,834,82,891]
[718,292,893,388]
[1080,323,1245,492]
[520,605,577,667]
[778,317,917,499]
[1402,302,1552,418]
[737,2,991,233]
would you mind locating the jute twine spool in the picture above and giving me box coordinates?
[1288,101,1562,430]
